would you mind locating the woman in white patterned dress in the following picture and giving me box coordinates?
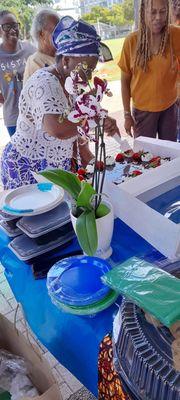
[1,16,120,189]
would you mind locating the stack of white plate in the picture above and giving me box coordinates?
[1,183,75,261]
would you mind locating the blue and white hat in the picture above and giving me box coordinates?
[52,16,113,62]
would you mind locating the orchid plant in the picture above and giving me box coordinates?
[41,63,112,256]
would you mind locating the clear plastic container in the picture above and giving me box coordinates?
[17,202,70,238]
[115,300,180,400]
[0,221,22,238]
[0,210,20,222]
[8,228,75,261]
[112,263,180,400]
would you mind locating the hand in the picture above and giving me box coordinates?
[124,115,135,137]
[78,136,88,146]
[104,116,121,137]
[78,137,94,167]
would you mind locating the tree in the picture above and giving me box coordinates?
[0,0,54,39]
[82,1,134,27]
[109,4,124,26]
[82,6,111,24]
[122,0,134,24]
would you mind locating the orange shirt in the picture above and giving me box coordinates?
[118,25,180,112]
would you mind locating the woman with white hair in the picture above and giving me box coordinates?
[23,8,60,84]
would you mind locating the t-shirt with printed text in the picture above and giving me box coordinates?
[0,41,35,127]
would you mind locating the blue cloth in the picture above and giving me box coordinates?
[7,126,16,137]
[1,142,47,190]
[0,218,172,397]
[1,142,71,190]
[53,16,100,56]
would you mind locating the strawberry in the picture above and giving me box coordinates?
[132,152,142,162]
[131,170,142,177]
[147,157,161,168]
[115,153,124,162]
[149,156,161,166]
[77,168,86,176]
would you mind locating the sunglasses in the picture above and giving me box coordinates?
[1,22,20,32]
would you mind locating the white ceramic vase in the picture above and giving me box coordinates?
[70,201,114,259]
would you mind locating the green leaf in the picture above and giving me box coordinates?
[40,169,81,200]
[95,203,110,218]
[76,210,98,256]
[77,182,96,210]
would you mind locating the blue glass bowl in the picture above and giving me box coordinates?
[47,256,112,307]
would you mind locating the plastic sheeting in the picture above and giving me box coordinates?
[0,350,38,399]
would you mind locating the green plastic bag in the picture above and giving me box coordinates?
[102,257,180,327]
[0,392,11,400]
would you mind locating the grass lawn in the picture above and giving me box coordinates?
[103,37,125,58]
[95,37,125,82]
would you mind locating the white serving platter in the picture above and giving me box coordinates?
[107,137,180,196]
[1,183,64,217]
[104,138,180,260]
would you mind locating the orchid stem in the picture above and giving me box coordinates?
[93,126,99,210]
[97,121,106,209]
[92,119,106,212]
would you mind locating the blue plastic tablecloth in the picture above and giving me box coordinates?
[0,218,169,397]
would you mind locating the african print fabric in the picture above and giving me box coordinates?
[98,334,133,400]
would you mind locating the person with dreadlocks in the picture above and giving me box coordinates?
[118,0,180,141]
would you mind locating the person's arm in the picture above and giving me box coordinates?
[121,71,134,136]
[43,114,80,139]
[78,137,94,167]
[118,34,135,136]
[104,116,121,137]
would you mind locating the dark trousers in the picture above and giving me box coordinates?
[132,103,178,142]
